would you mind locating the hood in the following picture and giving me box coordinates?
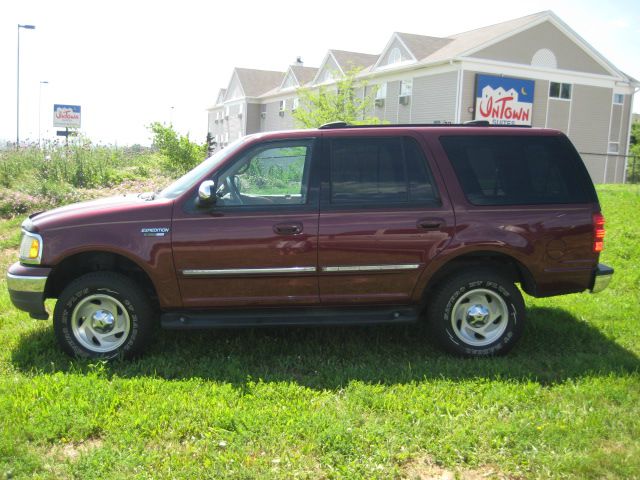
[26,194,174,232]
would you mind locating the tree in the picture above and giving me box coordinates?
[149,122,207,175]
[205,132,217,157]
[628,122,640,183]
[292,68,382,128]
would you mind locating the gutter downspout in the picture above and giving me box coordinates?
[623,84,639,184]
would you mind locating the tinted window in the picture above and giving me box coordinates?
[441,135,596,205]
[329,137,438,205]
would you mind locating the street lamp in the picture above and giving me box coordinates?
[38,81,49,147]
[17,24,36,148]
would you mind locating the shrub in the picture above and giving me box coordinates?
[149,122,207,175]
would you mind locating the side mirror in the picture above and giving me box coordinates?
[197,179,216,207]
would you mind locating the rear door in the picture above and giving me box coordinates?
[317,132,455,305]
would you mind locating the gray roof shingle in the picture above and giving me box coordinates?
[395,33,453,61]
[330,50,379,72]
[290,65,318,85]
[234,68,285,97]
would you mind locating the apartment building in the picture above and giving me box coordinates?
[207,10,638,183]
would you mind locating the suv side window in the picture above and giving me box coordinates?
[328,137,439,206]
[216,140,313,206]
[441,135,596,205]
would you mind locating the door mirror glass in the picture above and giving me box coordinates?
[197,179,216,206]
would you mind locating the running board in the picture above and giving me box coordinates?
[161,306,420,329]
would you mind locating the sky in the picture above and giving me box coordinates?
[1,0,639,146]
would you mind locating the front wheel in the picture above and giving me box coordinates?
[427,270,525,356]
[53,272,154,359]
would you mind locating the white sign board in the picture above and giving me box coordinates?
[53,104,81,128]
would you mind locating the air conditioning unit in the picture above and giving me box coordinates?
[399,95,410,106]
[279,110,285,117]
[375,98,385,108]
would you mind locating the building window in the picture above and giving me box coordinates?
[375,83,387,108]
[613,93,624,105]
[400,79,412,96]
[608,142,619,154]
[292,97,299,111]
[550,82,571,100]
[237,104,243,117]
[388,47,402,65]
[279,99,286,116]
[224,106,230,118]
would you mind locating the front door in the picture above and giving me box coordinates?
[172,138,320,308]
[318,134,455,305]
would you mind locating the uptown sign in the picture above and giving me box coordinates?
[53,104,81,128]
[475,75,535,126]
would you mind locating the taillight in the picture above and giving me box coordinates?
[593,212,605,253]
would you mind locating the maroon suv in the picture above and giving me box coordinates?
[7,124,613,358]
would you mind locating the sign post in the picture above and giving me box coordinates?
[53,104,81,146]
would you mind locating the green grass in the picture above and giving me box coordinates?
[0,185,639,479]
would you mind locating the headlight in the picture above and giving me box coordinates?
[19,230,43,265]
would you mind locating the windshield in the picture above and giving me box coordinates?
[157,136,251,199]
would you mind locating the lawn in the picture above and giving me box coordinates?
[0,185,638,479]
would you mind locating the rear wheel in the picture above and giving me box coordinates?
[53,272,154,359]
[427,270,525,356]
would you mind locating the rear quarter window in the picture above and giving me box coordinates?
[440,135,597,206]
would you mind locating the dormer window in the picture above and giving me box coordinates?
[317,69,335,84]
[389,47,402,64]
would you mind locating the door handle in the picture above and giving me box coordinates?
[273,222,303,235]
[417,218,444,230]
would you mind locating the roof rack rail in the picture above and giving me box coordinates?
[463,120,490,126]
[319,121,349,129]
[316,121,531,129]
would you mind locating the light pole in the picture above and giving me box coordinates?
[38,80,49,147]
[17,24,36,148]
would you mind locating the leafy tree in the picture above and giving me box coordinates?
[149,122,206,175]
[293,68,382,128]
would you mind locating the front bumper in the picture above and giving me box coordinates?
[6,262,51,319]
[590,263,613,294]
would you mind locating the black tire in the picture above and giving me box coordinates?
[427,269,525,356]
[53,272,154,359]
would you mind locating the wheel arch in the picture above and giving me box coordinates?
[420,250,537,302]
[45,251,159,309]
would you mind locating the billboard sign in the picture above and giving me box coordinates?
[475,75,535,126]
[53,104,81,128]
